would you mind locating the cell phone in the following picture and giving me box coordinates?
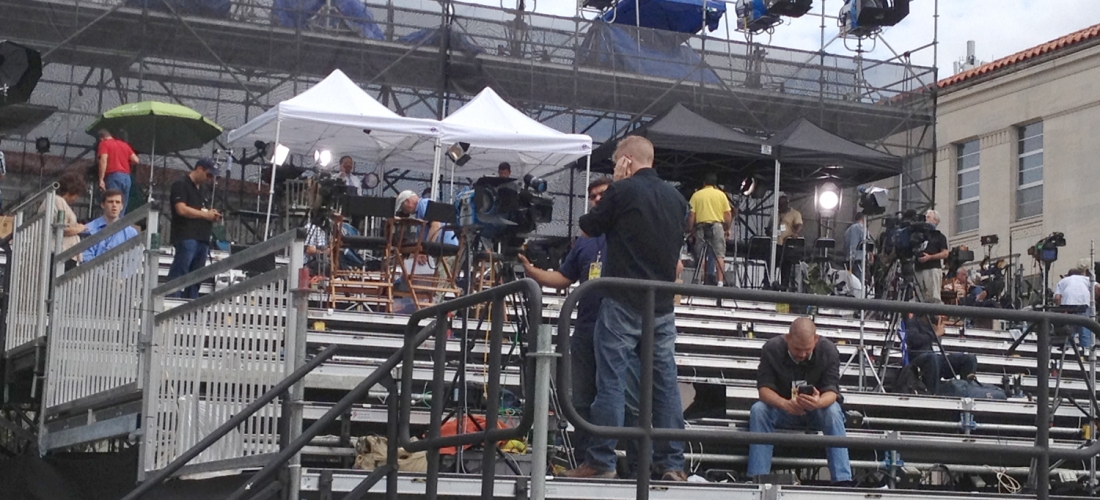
[797,385,815,395]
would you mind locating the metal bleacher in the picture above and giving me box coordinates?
[3,188,1097,499]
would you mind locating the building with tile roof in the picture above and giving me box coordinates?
[933,23,1100,282]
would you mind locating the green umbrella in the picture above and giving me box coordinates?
[85,101,223,198]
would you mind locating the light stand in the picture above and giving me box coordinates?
[1091,240,1097,493]
[840,231,882,391]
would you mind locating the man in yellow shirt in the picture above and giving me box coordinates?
[687,173,734,286]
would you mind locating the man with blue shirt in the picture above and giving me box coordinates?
[82,189,138,262]
[518,176,620,463]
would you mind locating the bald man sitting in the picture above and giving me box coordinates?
[747,318,851,483]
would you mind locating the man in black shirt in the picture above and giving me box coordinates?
[748,318,851,482]
[563,136,688,481]
[903,314,977,394]
[167,158,221,298]
[914,210,949,304]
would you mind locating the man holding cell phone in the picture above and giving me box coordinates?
[747,317,851,483]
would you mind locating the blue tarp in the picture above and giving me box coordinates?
[125,0,231,18]
[600,0,726,34]
[398,28,483,54]
[271,0,384,39]
[579,21,721,84]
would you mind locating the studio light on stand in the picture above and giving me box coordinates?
[815,181,840,219]
[313,149,332,168]
[447,142,471,166]
[271,143,290,167]
[841,185,888,392]
[35,136,50,181]
[840,0,912,38]
[739,176,757,197]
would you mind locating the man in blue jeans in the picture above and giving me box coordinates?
[518,176,642,464]
[167,158,221,298]
[748,317,851,483]
[565,135,688,481]
[96,129,139,213]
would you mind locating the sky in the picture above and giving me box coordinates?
[466,0,1100,77]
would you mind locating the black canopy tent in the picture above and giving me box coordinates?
[765,117,904,188]
[586,105,901,193]
[587,103,770,180]
[581,106,903,280]
[762,117,903,276]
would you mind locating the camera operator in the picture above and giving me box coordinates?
[844,213,866,281]
[748,317,851,484]
[903,314,977,394]
[1054,263,1098,349]
[914,210,949,304]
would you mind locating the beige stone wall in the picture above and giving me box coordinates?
[935,44,1100,272]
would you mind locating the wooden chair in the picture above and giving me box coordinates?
[326,196,397,311]
[390,211,462,311]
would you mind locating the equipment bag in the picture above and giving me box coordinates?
[935,378,1007,400]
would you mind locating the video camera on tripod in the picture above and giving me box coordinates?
[455,174,554,257]
[1027,231,1066,263]
[880,209,937,271]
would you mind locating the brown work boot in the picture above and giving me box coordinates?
[559,463,617,479]
[659,469,688,482]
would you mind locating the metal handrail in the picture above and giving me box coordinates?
[398,277,542,500]
[120,344,340,500]
[556,277,1100,500]
[225,277,543,500]
[4,182,59,216]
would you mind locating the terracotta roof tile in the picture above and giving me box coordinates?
[939,23,1100,88]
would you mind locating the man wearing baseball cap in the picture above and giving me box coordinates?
[167,158,222,298]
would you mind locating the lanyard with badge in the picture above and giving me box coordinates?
[588,240,605,281]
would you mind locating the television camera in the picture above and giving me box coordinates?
[880,209,937,266]
[455,174,554,257]
[1027,232,1066,264]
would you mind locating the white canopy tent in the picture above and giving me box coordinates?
[227,69,439,237]
[430,87,592,201]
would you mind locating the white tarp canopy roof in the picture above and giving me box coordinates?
[436,87,592,178]
[226,69,438,167]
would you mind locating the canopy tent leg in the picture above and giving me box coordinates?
[430,138,442,201]
[584,155,591,215]
[263,117,282,240]
[769,159,780,285]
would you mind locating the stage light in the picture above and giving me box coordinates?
[271,143,290,166]
[735,0,813,33]
[739,177,756,197]
[840,0,911,38]
[858,186,888,215]
[35,137,50,154]
[524,173,548,194]
[447,142,471,166]
[313,149,332,167]
[817,182,840,217]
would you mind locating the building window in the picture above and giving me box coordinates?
[1017,121,1043,220]
[955,140,980,233]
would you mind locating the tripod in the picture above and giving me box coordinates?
[873,259,959,391]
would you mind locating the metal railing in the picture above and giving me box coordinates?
[555,278,1100,500]
[3,183,57,354]
[221,277,545,500]
[42,206,158,410]
[139,229,306,478]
